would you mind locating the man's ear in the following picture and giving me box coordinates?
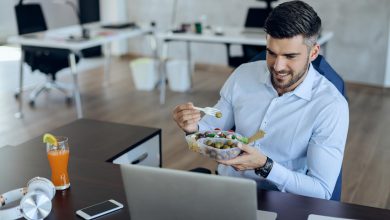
[310,43,320,61]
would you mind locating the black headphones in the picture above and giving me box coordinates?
[0,177,55,220]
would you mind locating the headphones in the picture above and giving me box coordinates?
[0,177,55,220]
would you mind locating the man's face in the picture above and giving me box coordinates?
[266,35,318,94]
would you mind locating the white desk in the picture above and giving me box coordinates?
[8,22,155,119]
[156,27,334,104]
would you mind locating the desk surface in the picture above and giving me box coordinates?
[7,23,153,51]
[157,27,333,46]
[1,119,390,220]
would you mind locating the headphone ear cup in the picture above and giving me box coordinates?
[20,191,52,220]
[27,177,56,200]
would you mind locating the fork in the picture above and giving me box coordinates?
[193,106,221,117]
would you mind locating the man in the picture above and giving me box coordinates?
[173,0,348,200]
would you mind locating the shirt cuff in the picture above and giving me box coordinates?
[266,161,290,191]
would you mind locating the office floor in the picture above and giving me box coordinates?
[0,54,389,210]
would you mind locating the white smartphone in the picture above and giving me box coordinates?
[76,199,124,219]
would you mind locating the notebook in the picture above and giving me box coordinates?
[120,164,277,220]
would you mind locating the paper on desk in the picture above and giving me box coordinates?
[257,210,277,220]
[308,214,356,220]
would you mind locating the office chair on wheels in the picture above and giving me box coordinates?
[14,1,80,107]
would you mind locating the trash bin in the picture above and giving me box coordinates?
[166,60,191,92]
[129,58,158,91]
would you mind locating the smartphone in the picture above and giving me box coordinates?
[76,199,124,219]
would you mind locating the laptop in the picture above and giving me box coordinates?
[120,164,277,220]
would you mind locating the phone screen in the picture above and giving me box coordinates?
[81,201,120,216]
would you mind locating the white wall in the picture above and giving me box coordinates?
[3,0,390,87]
[126,0,390,87]
[384,5,390,87]
[0,0,18,42]
[306,0,390,87]
[100,0,130,55]
[0,0,78,43]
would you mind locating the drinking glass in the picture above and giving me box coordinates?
[46,136,70,190]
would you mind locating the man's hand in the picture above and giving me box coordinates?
[172,102,201,134]
[217,143,267,171]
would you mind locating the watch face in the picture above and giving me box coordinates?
[254,157,273,178]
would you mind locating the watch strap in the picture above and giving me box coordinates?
[254,157,273,178]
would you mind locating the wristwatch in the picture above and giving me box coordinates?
[254,157,273,178]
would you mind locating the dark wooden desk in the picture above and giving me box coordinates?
[1,119,390,220]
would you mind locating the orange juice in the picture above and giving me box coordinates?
[47,149,70,190]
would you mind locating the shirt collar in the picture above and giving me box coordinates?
[292,63,315,101]
[264,63,315,101]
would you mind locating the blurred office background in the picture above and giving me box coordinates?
[1,0,390,212]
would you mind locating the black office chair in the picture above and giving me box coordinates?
[14,1,79,106]
[225,7,271,68]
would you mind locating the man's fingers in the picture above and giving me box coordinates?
[237,143,253,153]
[217,154,248,166]
[175,109,200,120]
[217,155,246,165]
[232,165,241,171]
[174,102,195,113]
[179,112,201,122]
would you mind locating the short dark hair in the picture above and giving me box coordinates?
[264,0,321,41]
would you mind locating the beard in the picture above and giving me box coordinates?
[269,58,310,91]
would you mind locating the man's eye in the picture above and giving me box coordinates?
[286,55,296,59]
[267,51,276,57]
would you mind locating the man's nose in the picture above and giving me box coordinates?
[273,57,286,72]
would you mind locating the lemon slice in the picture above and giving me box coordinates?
[43,133,58,146]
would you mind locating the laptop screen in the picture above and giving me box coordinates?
[120,165,258,220]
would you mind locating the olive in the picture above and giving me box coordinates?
[222,145,230,149]
[215,112,222,118]
[214,142,223,148]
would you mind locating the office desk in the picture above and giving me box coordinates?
[7,23,155,119]
[1,119,390,220]
[156,28,333,104]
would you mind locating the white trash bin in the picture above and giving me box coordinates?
[166,60,191,92]
[129,58,158,91]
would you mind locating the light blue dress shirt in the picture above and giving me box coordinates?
[198,60,349,199]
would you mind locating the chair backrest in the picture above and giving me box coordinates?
[250,51,345,201]
[14,3,47,35]
[235,8,271,67]
[244,8,271,28]
[14,2,77,77]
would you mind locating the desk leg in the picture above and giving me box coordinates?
[159,41,168,105]
[103,43,112,86]
[15,51,24,119]
[68,53,83,119]
[186,41,193,88]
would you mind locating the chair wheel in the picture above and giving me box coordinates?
[65,97,73,105]
[14,93,20,99]
[29,100,35,107]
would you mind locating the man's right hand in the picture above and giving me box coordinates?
[172,102,201,134]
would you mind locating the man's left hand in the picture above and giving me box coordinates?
[217,143,267,171]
